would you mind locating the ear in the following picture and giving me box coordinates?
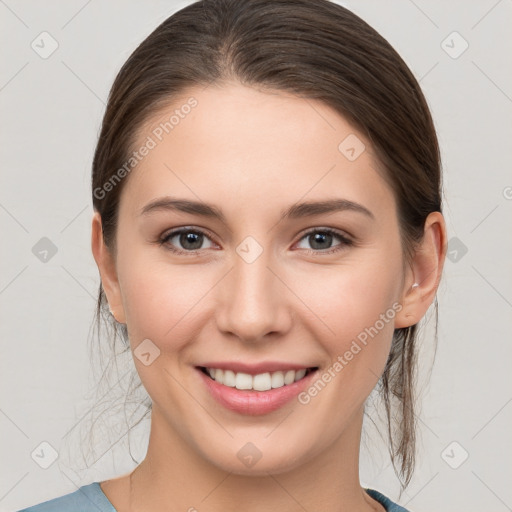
[91,211,126,324]
[394,211,447,328]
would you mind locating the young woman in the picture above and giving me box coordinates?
[18,0,446,510]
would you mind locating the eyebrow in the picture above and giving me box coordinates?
[139,196,374,222]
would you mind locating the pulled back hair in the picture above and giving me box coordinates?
[89,0,442,490]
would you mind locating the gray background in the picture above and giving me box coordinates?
[1,1,511,511]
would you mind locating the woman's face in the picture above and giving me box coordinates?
[101,82,417,474]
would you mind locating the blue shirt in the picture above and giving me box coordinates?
[16,482,411,511]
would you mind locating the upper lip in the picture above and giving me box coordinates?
[197,361,317,375]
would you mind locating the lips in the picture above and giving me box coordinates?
[195,362,319,415]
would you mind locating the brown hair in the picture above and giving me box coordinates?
[90,0,442,490]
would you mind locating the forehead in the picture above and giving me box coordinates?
[120,82,396,223]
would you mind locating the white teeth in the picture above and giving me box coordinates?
[205,367,311,390]
[284,370,295,385]
[235,372,253,390]
[253,372,272,391]
[223,369,236,387]
[271,371,284,388]
[294,369,307,381]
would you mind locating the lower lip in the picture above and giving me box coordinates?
[197,367,317,416]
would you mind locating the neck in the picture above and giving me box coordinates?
[112,405,383,512]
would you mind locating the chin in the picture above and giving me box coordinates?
[198,439,312,477]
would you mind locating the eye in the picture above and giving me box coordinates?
[295,228,353,254]
[159,227,216,254]
[158,226,353,256]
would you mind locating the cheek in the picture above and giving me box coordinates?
[288,254,402,393]
[116,250,214,349]
[291,269,399,421]
[293,257,401,339]
[116,261,214,410]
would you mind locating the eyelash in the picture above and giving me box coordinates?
[157,227,354,256]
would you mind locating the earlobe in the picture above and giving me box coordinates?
[394,211,447,329]
[394,280,422,328]
[91,212,126,323]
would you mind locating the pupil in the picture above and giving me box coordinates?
[311,232,331,250]
[181,232,202,250]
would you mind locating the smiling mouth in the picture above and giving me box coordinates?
[198,366,318,391]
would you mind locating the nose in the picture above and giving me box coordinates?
[215,244,292,344]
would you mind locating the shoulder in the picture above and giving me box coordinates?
[365,488,412,512]
[15,482,117,512]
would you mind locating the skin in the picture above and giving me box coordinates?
[91,82,447,512]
